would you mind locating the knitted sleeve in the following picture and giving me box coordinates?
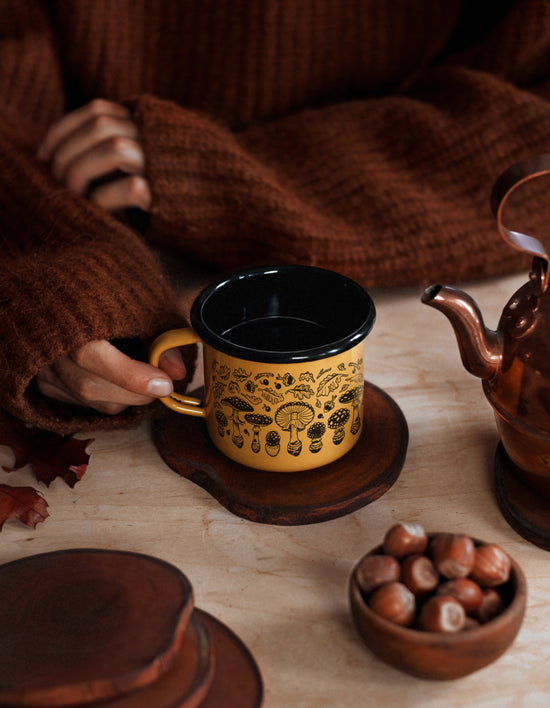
[0,2,192,434]
[135,0,550,289]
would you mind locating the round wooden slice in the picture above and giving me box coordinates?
[0,550,194,707]
[198,611,263,708]
[67,611,214,708]
[69,611,263,708]
[153,381,408,525]
[495,442,550,550]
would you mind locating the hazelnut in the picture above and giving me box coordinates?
[401,554,439,596]
[418,595,466,633]
[435,578,483,614]
[430,533,475,579]
[469,543,511,587]
[476,588,505,623]
[356,554,401,595]
[462,616,481,631]
[368,581,416,626]
[382,522,428,558]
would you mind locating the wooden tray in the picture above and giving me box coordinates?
[153,381,408,525]
[0,549,194,707]
[495,442,550,550]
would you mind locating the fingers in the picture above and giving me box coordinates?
[35,340,187,416]
[157,348,187,380]
[36,364,133,416]
[48,116,140,183]
[38,99,151,212]
[61,135,146,196]
[90,174,152,212]
[38,99,132,161]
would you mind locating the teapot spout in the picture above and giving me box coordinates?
[421,285,502,380]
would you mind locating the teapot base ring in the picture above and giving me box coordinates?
[495,442,550,551]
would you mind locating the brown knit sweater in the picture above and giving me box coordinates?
[2,0,550,433]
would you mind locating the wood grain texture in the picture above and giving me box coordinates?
[0,550,193,707]
[3,273,550,707]
[62,611,262,708]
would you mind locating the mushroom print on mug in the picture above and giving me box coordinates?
[205,350,365,471]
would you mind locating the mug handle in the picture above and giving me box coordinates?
[149,328,206,417]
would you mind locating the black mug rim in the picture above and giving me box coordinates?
[190,265,376,363]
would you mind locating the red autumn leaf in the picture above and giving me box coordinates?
[0,408,93,487]
[19,435,94,488]
[0,484,49,530]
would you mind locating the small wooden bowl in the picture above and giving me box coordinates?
[349,536,527,680]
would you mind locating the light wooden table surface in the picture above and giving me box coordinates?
[1,271,548,708]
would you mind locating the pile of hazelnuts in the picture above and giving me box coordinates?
[356,522,512,633]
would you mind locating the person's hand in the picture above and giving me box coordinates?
[35,340,186,415]
[37,99,151,212]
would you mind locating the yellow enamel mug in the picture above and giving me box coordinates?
[149,266,375,473]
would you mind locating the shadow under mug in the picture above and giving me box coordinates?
[149,265,375,472]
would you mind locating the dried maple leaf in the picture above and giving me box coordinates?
[0,408,93,488]
[0,484,49,530]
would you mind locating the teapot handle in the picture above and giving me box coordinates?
[491,154,550,295]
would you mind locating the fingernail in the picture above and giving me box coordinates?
[147,378,173,397]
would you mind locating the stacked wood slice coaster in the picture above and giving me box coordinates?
[0,549,262,708]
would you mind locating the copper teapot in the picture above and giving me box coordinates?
[422,156,550,507]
